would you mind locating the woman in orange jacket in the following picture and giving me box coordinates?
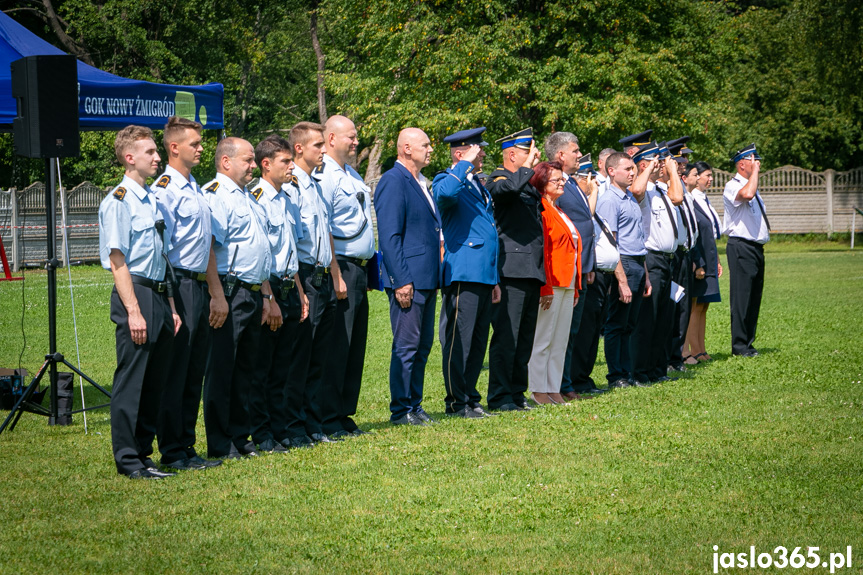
[527,161,582,405]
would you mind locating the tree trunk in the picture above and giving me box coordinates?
[310,4,327,124]
[364,139,384,184]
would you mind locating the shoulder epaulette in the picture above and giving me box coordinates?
[250,187,263,202]
[493,176,507,182]
[204,181,219,193]
[314,164,325,175]
[289,175,299,188]
[113,186,127,200]
[155,175,171,188]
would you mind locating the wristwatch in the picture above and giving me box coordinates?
[262,293,274,301]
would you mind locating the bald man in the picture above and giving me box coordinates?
[315,115,375,437]
[373,128,442,426]
[201,137,273,459]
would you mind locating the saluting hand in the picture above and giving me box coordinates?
[462,144,482,164]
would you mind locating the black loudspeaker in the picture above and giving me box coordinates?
[11,55,80,158]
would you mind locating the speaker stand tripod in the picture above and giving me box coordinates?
[0,158,111,436]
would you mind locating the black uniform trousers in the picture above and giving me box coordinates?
[667,248,692,368]
[156,276,210,465]
[110,283,174,475]
[567,271,612,391]
[726,237,765,355]
[488,277,542,409]
[284,267,335,439]
[605,255,646,383]
[324,259,369,434]
[440,281,494,413]
[560,273,589,394]
[249,278,301,444]
[632,250,675,382]
[203,285,262,458]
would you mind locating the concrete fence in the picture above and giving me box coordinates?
[2,165,862,272]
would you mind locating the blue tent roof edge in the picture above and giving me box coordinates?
[0,11,224,131]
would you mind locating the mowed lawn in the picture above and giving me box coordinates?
[1,240,861,574]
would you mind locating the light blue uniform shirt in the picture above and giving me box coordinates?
[596,183,647,256]
[98,175,168,281]
[293,167,333,266]
[314,154,375,259]
[248,178,299,279]
[203,172,271,284]
[153,164,212,273]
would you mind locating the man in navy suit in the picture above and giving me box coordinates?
[374,128,442,426]
[433,127,501,419]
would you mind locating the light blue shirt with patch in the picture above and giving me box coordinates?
[314,154,375,259]
[596,183,647,256]
[98,175,168,281]
[153,164,212,273]
[248,178,299,279]
[293,166,333,266]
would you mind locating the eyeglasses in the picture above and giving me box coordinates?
[548,178,565,185]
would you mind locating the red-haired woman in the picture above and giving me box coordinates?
[527,161,582,405]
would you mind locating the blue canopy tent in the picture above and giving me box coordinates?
[0,11,223,131]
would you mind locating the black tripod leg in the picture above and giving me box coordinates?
[0,360,50,435]
[60,359,112,399]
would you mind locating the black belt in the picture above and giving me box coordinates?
[175,268,207,282]
[337,256,370,267]
[728,236,764,249]
[676,246,690,255]
[269,275,296,289]
[648,249,675,261]
[621,254,646,264]
[218,275,261,292]
[130,275,167,293]
[299,262,330,274]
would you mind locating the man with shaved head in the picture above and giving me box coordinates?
[202,136,273,459]
[374,127,442,426]
[315,115,375,437]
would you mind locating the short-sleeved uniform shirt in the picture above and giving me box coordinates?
[248,178,299,279]
[202,172,271,284]
[293,166,333,266]
[596,183,647,257]
[640,181,680,254]
[153,164,212,273]
[723,174,770,244]
[99,175,167,281]
[314,154,375,260]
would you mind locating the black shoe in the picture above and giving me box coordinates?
[494,403,521,412]
[581,388,608,395]
[608,379,631,390]
[517,402,535,411]
[667,364,687,373]
[630,379,653,388]
[163,458,206,471]
[329,430,351,440]
[470,404,496,417]
[350,429,371,436]
[188,455,222,468]
[257,439,288,453]
[310,433,337,443]
[225,445,259,460]
[737,349,759,357]
[282,435,314,449]
[651,376,675,383]
[413,409,437,424]
[392,413,426,426]
[128,467,174,479]
[446,407,485,419]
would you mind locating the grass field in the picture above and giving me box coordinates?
[1,240,862,574]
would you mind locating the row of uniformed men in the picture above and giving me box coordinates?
[99,116,374,478]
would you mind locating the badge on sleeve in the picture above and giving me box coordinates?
[155,175,171,188]
[250,187,263,202]
[204,181,220,193]
[113,187,127,200]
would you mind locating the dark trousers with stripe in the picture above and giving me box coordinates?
[284,269,335,439]
[110,284,174,475]
[560,273,589,394]
[324,259,370,434]
[203,285,262,458]
[440,281,494,413]
[605,256,646,383]
[567,271,612,390]
[727,237,765,355]
[249,279,301,444]
[667,248,692,368]
[488,277,542,409]
[157,277,210,465]
[632,251,675,382]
